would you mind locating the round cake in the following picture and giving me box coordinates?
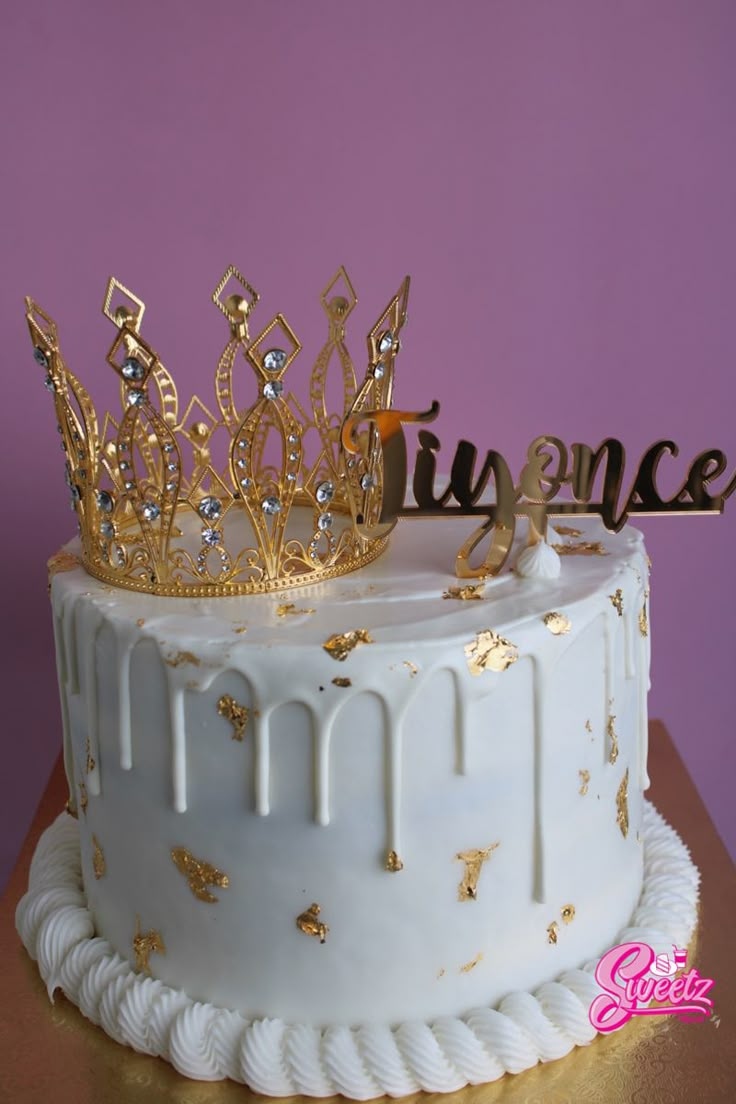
[16,515,699,1094]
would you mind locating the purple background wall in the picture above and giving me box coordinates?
[1,0,734,886]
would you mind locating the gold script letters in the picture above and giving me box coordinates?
[342,404,735,578]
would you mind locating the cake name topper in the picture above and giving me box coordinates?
[342,404,735,577]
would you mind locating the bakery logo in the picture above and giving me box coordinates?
[588,941,715,1031]
[346,403,736,578]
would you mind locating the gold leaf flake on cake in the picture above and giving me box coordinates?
[578,769,590,795]
[136,618,146,627]
[85,736,95,775]
[437,967,446,979]
[616,768,630,838]
[456,844,500,901]
[133,916,165,975]
[608,715,619,764]
[547,921,559,944]
[609,589,624,617]
[386,850,404,872]
[460,951,483,973]
[443,584,485,600]
[543,612,572,636]
[78,781,88,816]
[92,835,106,879]
[639,603,649,637]
[277,603,316,618]
[296,903,329,943]
[553,525,583,538]
[332,677,352,688]
[403,661,418,677]
[323,629,373,661]
[217,694,249,741]
[233,626,248,634]
[47,551,80,577]
[585,719,593,734]
[561,904,576,925]
[551,541,608,557]
[65,796,78,819]
[171,847,230,903]
[164,650,201,668]
[464,631,518,676]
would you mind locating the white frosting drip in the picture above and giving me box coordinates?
[514,540,561,579]
[17,803,699,1098]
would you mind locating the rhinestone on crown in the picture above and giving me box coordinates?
[263,349,287,372]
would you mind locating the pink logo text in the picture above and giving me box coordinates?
[589,942,714,1032]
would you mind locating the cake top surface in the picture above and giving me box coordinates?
[52,516,647,656]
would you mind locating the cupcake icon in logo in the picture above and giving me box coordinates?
[649,945,688,977]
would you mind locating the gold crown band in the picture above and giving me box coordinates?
[27,266,409,597]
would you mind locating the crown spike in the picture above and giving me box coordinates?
[341,278,410,534]
[320,266,358,328]
[311,268,358,487]
[102,277,146,333]
[26,297,101,561]
[212,265,260,342]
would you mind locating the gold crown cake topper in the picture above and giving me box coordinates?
[27,266,418,595]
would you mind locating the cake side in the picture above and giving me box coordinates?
[43,516,651,1026]
[41,516,648,1024]
[16,801,699,1097]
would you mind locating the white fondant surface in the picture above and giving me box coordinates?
[41,516,651,1030]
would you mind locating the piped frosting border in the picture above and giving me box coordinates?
[16,802,699,1099]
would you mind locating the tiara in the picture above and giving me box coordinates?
[27,266,409,596]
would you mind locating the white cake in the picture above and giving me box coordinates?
[16,515,700,1096]
[18,275,699,1096]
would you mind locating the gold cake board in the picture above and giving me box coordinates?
[1,722,733,1104]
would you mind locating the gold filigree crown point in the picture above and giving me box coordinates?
[29,266,410,596]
